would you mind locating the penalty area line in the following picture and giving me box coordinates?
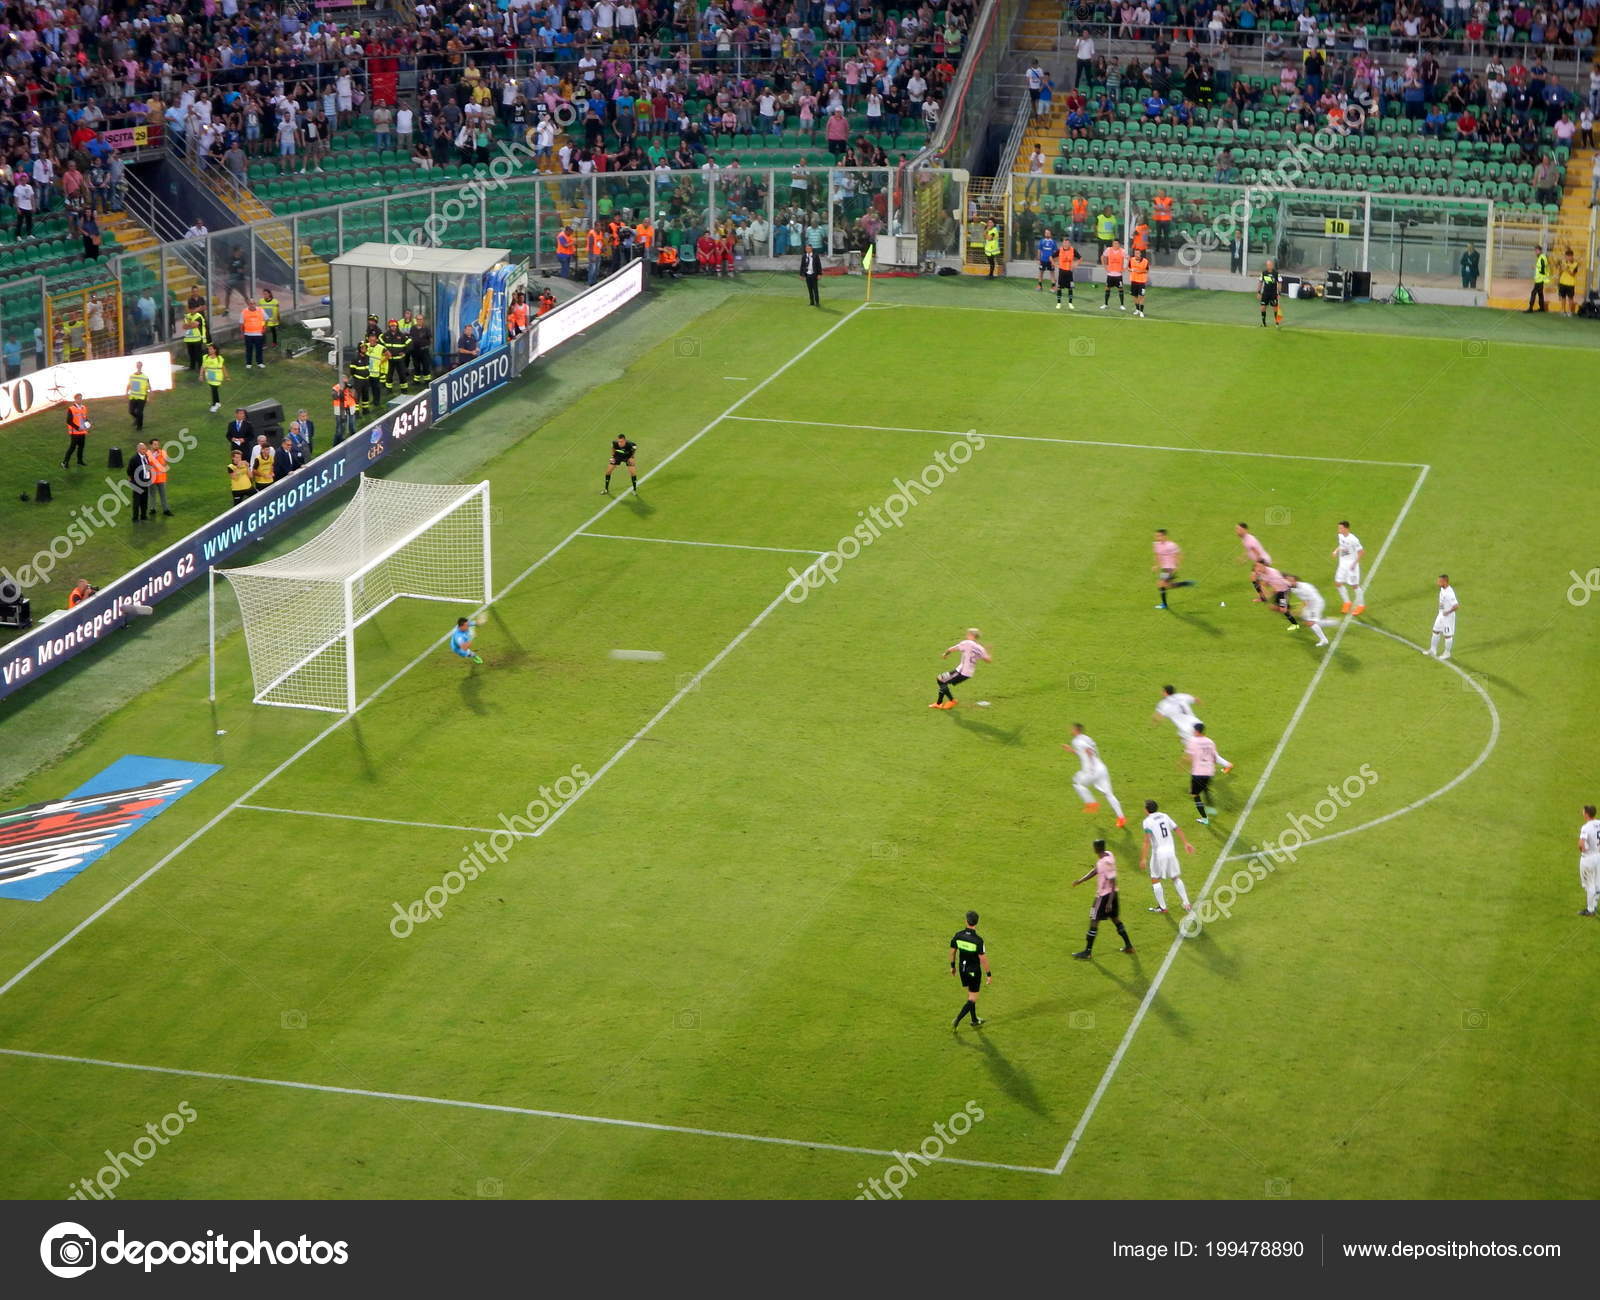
[577,532,826,556]
[723,416,1427,469]
[0,1047,1055,1176]
[236,805,538,838]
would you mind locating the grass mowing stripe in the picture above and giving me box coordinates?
[0,1046,1057,1175]
[1052,462,1431,1175]
[0,303,870,1004]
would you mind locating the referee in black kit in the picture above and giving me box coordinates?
[949,910,992,1028]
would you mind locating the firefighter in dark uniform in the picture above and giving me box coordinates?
[409,316,432,387]
[381,320,411,390]
[348,341,373,412]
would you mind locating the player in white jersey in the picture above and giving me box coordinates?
[1064,723,1126,827]
[1577,804,1600,916]
[1423,574,1458,661]
[1151,684,1202,742]
[1332,520,1366,614]
[1284,574,1334,647]
[930,627,990,708]
[1139,798,1197,913]
[1150,685,1233,766]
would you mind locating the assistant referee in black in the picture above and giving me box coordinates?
[949,910,992,1028]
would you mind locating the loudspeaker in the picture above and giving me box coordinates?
[245,399,284,443]
[34,479,51,503]
[107,446,123,469]
[0,595,32,629]
[1348,270,1373,298]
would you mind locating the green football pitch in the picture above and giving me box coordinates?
[2,277,1597,1201]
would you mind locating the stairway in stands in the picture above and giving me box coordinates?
[1486,144,1593,309]
[193,157,332,309]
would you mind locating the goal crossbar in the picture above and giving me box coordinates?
[209,476,492,713]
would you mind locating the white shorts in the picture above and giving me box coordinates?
[1076,761,1111,789]
[1336,560,1361,586]
[1433,615,1457,637]
[1300,593,1326,622]
[1149,851,1181,880]
[1580,853,1600,892]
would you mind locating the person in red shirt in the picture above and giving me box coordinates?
[696,230,723,277]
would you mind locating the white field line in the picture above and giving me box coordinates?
[723,415,1428,469]
[1052,464,1432,1175]
[578,532,825,556]
[1220,618,1500,863]
[527,560,823,842]
[0,1046,1055,1176]
[0,302,871,1004]
[236,805,535,838]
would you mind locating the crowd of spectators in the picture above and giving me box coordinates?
[1051,15,1591,176]
[1,1,970,268]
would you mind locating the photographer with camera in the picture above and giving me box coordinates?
[67,578,97,608]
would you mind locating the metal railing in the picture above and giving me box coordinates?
[1033,21,1599,94]
[116,170,189,245]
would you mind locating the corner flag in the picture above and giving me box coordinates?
[863,243,874,300]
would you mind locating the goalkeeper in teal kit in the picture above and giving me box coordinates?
[450,616,484,664]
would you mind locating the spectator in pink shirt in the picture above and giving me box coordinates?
[825,107,850,157]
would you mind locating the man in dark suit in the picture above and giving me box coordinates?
[273,435,301,480]
[127,441,150,523]
[226,408,254,458]
[800,243,822,307]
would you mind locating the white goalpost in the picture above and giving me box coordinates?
[209,476,493,713]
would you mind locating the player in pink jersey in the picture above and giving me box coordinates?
[1235,522,1272,601]
[930,627,991,709]
[1071,838,1134,958]
[1251,561,1299,628]
[1151,528,1196,610]
[1184,722,1232,824]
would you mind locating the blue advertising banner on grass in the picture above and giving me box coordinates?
[0,756,221,901]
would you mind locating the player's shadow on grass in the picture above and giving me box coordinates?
[1169,927,1241,982]
[948,711,1026,746]
[1162,606,1224,637]
[459,668,490,716]
[955,1031,1052,1118]
[1082,950,1193,1039]
[618,491,657,518]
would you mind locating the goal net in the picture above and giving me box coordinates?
[213,476,492,713]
